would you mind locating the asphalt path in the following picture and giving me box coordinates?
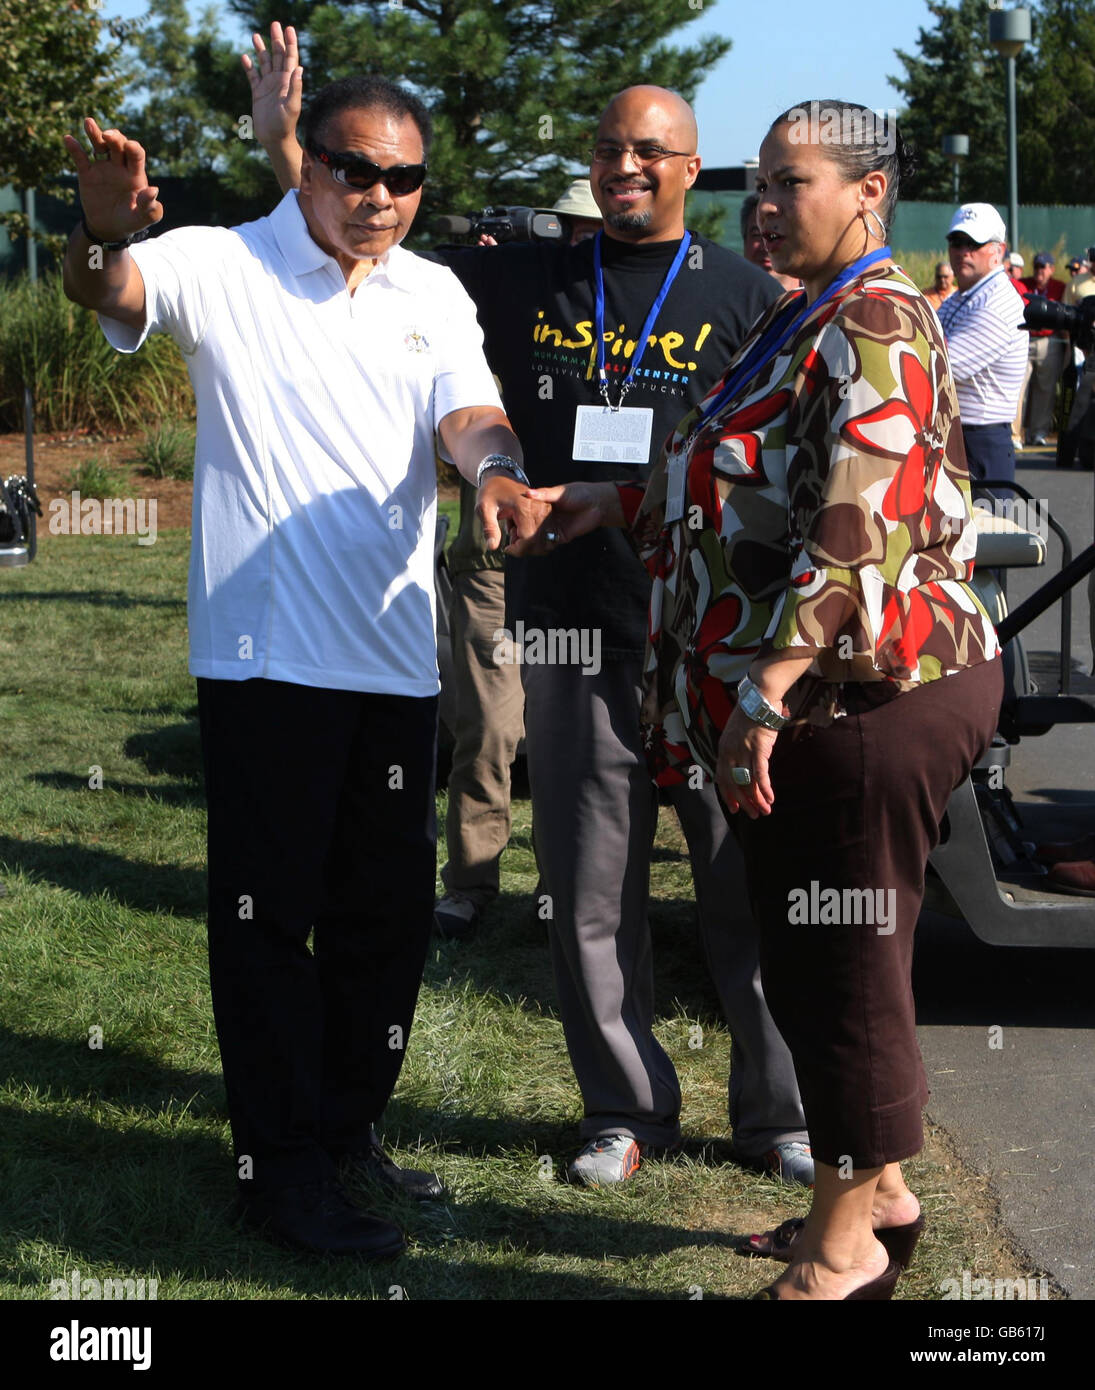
[913,446,1095,1301]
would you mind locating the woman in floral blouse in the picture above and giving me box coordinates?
[520,100,1003,1300]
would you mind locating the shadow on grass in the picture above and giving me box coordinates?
[29,771,203,809]
[0,1032,736,1299]
[431,891,726,1032]
[0,834,205,915]
[0,591,185,610]
[0,1027,223,1126]
[124,721,203,785]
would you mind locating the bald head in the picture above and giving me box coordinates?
[597,86,698,153]
[591,86,701,243]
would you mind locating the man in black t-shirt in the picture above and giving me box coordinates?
[256,59,811,1189]
[439,87,811,1188]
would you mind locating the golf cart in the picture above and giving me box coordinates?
[926,483,1095,945]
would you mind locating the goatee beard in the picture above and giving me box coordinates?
[605,209,654,232]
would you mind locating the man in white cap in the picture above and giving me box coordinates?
[1005,250,1025,284]
[938,202,1028,491]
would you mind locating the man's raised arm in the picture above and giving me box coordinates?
[245,22,304,194]
[61,118,159,329]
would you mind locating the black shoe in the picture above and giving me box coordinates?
[341,1130,446,1201]
[433,891,483,941]
[237,1179,405,1258]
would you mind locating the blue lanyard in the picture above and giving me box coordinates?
[688,246,893,441]
[594,229,692,410]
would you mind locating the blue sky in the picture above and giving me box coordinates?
[101,0,938,167]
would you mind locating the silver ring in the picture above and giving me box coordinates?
[546,531,558,543]
[731,766,752,786]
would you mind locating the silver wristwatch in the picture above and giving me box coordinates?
[476,454,530,488]
[736,675,788,730]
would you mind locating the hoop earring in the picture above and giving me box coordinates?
[861,208,887,242]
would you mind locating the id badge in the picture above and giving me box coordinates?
[572,405,653,464]
[665,451,688,525]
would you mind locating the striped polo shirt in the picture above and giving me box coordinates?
[937,267,1028,425]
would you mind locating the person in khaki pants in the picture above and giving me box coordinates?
[435,476,525,939]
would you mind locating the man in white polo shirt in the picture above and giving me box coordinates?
[61,76,536,1258]
[938,203,1028,494]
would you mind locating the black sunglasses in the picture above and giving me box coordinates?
[947,234,983,250]
[307,141,427,196]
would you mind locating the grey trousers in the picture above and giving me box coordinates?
[523,658,807,1152]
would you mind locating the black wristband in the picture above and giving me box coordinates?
[80,215,150,251]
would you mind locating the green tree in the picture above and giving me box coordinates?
[119,0,236,176]
[890,0,1034,204]
[0,0,127,250]
[230,0,731,235]
[891,0,1095,207]
[1021,0,1095,202]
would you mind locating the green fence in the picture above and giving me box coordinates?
[687,189,1095,262]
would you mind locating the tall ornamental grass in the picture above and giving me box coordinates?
[0,273,194,433]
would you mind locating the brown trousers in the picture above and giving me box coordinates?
[738,659,1004,1168]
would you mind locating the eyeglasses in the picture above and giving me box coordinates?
[947,234,984,250]
[589,141,692,166]
[307,141,427,196]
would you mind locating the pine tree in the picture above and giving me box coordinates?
[1022,0,1095,203]
[120,0,249,177]
[229,0,731,226]
[891,0,1095,207]
[890,0,1032,204]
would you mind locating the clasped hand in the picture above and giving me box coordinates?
[499,481,621,557]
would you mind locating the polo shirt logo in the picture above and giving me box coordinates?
[404,329,430,353]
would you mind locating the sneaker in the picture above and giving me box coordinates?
[763,1141,815,1187]
[433,891,482,941]
[1029,434,1049,448]
[567,1134,642,1186]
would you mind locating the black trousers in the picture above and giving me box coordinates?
[197,677,438,1194]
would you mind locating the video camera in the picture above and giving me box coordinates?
[1023,295,1095,354]
[434,206,564,245]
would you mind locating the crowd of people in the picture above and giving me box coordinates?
[58,19,1091,1299]
[924,230,1095,461]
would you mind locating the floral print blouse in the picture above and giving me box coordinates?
[617,263,1001,786]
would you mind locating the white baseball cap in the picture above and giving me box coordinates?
[1008,252,1025,268]
[947,203,1007,245]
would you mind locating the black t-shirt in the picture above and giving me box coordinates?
[438,233,779,659]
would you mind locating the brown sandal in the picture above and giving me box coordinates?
[737,1213,925,1267]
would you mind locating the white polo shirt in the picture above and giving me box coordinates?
[936,268,1028,426]
[99,191,501,696]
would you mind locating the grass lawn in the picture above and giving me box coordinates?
[0,525,1035,1302]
